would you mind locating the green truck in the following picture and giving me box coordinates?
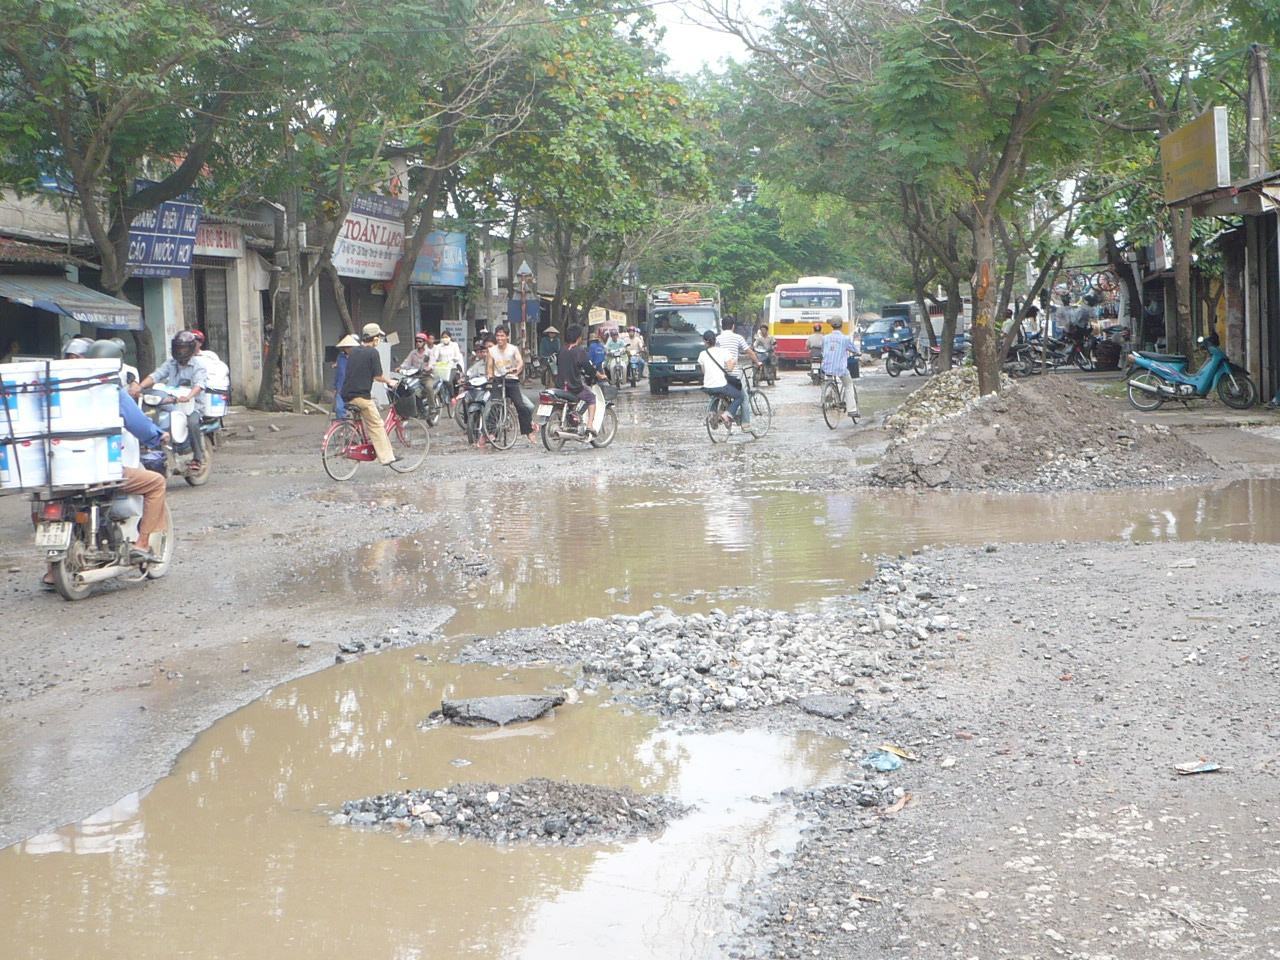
[643,283,722,395]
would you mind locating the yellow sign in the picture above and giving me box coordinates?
[1160,107,1231,203]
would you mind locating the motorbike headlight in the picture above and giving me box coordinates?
[650,355,668,363]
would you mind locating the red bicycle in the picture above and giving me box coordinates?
[321,399,430,481]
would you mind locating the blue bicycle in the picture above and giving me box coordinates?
[1126,332,1256,411]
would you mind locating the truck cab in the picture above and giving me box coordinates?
[643,284,721,395]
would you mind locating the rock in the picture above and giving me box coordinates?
[796,695,861,720]
[439,694,567,727]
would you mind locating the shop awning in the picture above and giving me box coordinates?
[0,275,143,330]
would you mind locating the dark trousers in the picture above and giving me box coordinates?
[501,379,534,435]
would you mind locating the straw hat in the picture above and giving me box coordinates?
[336,334,359,348]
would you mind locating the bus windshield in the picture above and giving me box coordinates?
[778,288,843,309]
[649,307,718,335]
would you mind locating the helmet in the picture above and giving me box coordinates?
[829,317,844,329]
[190,329,206,345]
[63,337,93,358]
[87,338,125,360]
[414,332,428,343]
[171,330,198,363]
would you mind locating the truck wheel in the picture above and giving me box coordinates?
[649,376,665,396]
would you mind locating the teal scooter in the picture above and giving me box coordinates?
[1126,332,1256,411]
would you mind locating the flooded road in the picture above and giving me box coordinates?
[0,649,844,959]
[300,477,1280,634]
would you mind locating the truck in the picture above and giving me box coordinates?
[643,283,722,395]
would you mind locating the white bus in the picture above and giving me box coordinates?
[762,277,857,363]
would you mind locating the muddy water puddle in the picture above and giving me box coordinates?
[301,478,1280,635]
[0,650,844,960]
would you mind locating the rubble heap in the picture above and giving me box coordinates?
[874,374,1215,490]
[336,778,687,844]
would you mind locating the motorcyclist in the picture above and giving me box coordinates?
[62,336,94,359]
[429,330,465,405]
[806,322,825,356]
[625,325,646,379]
[604,328,628,381]
[398,332,430,374]
[556,324,603,434]
[587,328,607,372]
[130,331,208,472]
[189,330,230,419]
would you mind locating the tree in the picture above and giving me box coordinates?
[0,0,267,369]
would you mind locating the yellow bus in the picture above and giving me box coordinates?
[762,277,857,364]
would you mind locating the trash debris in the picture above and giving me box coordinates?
[878,743,919,761]
[1168,558,1198,569]
[879,793,913,816]
[1174,760,1223,776]
[859,750,903,772]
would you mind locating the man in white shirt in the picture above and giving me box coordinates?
[714,316,756,423]
[697,330,743,423]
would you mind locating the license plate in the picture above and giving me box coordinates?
[674,363,696,372]
[536,403,552,418]
[36,521,72,550]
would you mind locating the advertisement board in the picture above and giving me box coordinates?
[333,194,407,280]
[126,185,202,278]
[193,223,244,258]
[1160,107,1231,203]
[409,231,467,287]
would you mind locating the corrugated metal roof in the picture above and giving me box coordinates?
[0,237,90,267]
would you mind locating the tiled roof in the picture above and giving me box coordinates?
[0,236,91,267]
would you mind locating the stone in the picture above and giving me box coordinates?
[439,694,567,727]
[796,695,861,720]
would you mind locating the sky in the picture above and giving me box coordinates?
[650,0,770,75]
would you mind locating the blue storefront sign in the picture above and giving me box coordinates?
[409,231,467,287]
[126,183,202,278]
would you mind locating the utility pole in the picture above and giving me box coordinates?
[288,185,304,414]
[1246,44,1272,178]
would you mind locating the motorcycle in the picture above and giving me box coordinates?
[460,374,493,444]
[31,483,175,601]
[392,369,441,426]
[537,383,618,451]
[605,353,627,389]
[627,352,644,387]
[140,384,220,486]
[883,339,928,377]
[808,347,823,385]
[927,343,966,373]
[1126,332,1257,411]
[753,343,778,385]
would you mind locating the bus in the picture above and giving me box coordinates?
[762,277,856,363]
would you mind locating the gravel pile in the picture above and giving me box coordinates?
[334,778,687,844]
[875,374,1216,490]
[883,366,1008,438]
[464,560,955,715]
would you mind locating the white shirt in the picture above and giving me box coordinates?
[430,340,464,370]
[698,346,734,389]
[192,350,230,415]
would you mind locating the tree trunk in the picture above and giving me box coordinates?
[326,263,355,334]
[971,216,1001,395]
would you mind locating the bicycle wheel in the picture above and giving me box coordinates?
[913,353,929,376]
[747,390,772,439]
[821,381,843,430]
[706,398,730,443]
[388,416,430,472]
[321,420,361,481]
[484,398,518,450]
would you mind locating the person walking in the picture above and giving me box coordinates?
[342,324,399,466]
[332,334,358,419]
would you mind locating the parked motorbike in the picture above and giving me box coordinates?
[605,353,627,389]
[31,483,174,600]
[927,344,966,374]
[140,384,219,486]
[627,352,644,387]
[883,339,928,377]
[527,355,556,388]
[536,384,618,451]
[1126,332,1257,411]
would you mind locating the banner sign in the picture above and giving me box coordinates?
[126,184,202,278]
[333,193,407,280]
[409,231,467,287]
[1160,107,1231,203]
[193,223,244,258]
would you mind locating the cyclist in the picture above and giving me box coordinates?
[821,317,860,422]
[555,324,602,434]
[341,323,399,466]
[715,317,757,424]
[698,329,743,426]
[486,325,536,444]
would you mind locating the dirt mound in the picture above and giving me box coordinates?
[874,375,1216,490]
